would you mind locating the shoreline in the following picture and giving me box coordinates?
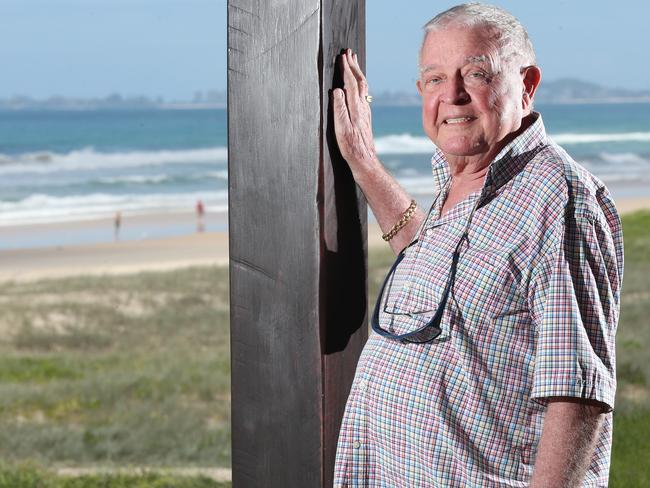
[1,196,648,284]
[0,231,229,284]
[1,210,229,251]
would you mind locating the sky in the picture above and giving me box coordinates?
[0,0,648,100]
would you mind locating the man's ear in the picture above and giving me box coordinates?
[416,79,423,96]
[521,65,542,112]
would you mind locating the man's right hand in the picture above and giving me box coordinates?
[332,49,379,175]
[331,49,425,254]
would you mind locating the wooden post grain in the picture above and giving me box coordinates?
[227,1,367,486]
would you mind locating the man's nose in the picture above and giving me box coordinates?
[440,74,470,104]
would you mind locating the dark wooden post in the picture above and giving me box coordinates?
[227,1,367,487]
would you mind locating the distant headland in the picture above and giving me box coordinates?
[2,79,650,110]
[369,79,650,106]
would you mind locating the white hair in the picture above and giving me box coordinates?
[420,3,536,70]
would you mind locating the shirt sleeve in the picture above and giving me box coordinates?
[528,205,623,412]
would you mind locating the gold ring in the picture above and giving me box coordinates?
[365,95,373,104]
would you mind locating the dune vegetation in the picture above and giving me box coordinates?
[0,211,647,487]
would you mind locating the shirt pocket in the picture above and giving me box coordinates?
[451,247,523,321]
[382,243,451,315]
[379,241,457,335]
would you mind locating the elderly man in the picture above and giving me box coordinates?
[332,4,623,487]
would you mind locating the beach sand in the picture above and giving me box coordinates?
[0,231,229,283]
[1,196,648,283]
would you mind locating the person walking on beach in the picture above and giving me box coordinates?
[332,4,623,486]
[196,199,205,232]
[113,211,121,242]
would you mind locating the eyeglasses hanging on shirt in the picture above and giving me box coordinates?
[371,192,480,344]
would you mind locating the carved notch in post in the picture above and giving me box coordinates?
[228,1,367,487]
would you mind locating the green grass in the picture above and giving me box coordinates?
[610,409,650,487]
[0,267,231,471]
[614,211,650,416]
[608,211,650,487]
[0,463,231,488]
[0,210,647,485]
[0,357,81,383]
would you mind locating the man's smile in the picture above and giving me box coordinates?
[443,116,476,125]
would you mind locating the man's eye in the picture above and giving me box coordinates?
[466,71,491,83]
[425,77,442,86]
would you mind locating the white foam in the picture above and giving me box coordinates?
[373,131,650,154]
[0,191,228,226]
[98,174,172,185]
[550,132,650,144]
[97,171,229,185]
[597,152,649,165]
[375,134,436,154]
[0,146,228,176]
[205,170,229,180]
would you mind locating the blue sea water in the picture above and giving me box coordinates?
[0,109,228,229]
[0,103,649,245]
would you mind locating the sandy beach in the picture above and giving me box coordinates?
[1,196,648,283]
[0,231,229,283]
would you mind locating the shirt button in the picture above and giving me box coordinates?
[358,379,368,392]
[353,441,361,449]
[425,228,434,237]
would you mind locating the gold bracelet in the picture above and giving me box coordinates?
[382,200,417,242]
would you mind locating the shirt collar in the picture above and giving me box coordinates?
[430,112,547,199]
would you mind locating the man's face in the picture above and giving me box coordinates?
[417,25,530,162]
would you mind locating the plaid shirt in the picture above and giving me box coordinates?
[334,113,624,487]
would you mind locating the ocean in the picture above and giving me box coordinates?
[1,103,649,248]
